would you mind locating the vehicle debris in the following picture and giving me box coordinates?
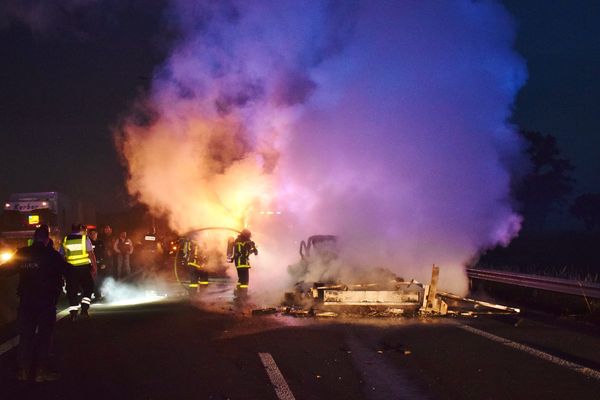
[283,307,312,317]
[251,307,278,316]
[437,291,521,314]
[278,265,519,319]
[315,311,338,318]
[263,235,520,320]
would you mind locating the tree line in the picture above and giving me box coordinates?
[514,131,600,231]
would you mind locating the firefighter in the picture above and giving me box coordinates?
[61,224,97,321]
[232,229,258,298]
[0,226,70,382]
[186,239,208,293]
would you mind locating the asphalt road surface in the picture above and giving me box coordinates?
[1,281,599,400]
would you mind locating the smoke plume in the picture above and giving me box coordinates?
[117,0,526,295]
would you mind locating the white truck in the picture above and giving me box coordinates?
[0,192,94,261]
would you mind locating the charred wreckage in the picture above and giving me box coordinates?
[256,235,520,318]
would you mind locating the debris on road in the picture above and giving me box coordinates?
[315,311,338,318]
[283,307,312,317]
[437,291,521,314]
[277,265,520,319]
[251,307,278,316]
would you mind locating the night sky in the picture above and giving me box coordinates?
[0,0,598,213]
[505,0,600,195]
[0,1,170,211]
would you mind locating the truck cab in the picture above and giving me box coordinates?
[0,192,75,260]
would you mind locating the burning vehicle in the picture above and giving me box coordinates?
[166,226,520,318]
[278,235,519,318]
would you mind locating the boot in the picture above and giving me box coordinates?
[34,367,60,383]
[80,308,90,319]
[69,310,78,322]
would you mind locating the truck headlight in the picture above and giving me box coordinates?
[1,251,14,263]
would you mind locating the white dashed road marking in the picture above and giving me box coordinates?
[259,352,296,400]
[458,324,600,380]
[0,336,19,356]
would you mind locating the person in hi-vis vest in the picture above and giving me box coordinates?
[61,224,97,321]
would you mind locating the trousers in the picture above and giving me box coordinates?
[188,266,209,287]
[66,265,94,311]
[236,267,249,287]
[116,254,131,279]
[17,305,56,369]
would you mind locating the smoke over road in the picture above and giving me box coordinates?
[116,0,526,295]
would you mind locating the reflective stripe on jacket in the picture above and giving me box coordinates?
[187,242,204,269]
[234,240,255,268]
[63,234,91,266]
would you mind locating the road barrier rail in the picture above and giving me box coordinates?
[467,268,600,299]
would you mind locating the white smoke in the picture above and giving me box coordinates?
[100,277,168,306]
[117,1,527,296]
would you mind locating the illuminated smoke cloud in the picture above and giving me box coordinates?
[100,278,168,307]
[117,0,526,295]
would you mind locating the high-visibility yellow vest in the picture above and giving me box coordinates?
[63,234,91,266]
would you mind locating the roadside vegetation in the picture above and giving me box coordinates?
[474,131,600,282]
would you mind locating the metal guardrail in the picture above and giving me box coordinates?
[467,268,600,300]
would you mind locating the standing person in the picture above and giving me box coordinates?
[61,224,97,321]
[0,226,70,382]
[231,229,258,298]
[89,230,106,301]
[98,225,115,279]
[185,239,208,293]
[113,231,133,279]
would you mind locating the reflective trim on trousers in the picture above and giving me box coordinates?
[68,257,92,266]
[239,284,248,289]
[199,281,209,285]
[189,283,199,288]
[68,306,80,312]
[81,297,91,305]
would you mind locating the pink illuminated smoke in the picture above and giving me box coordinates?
[117,0,526,295]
